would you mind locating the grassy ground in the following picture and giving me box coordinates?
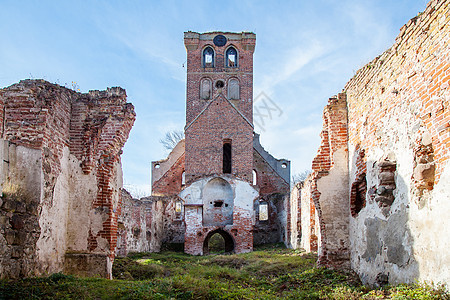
[1,244,448,299]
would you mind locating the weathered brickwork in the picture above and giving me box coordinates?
[184,31,255,124]
[185,94,254,183]
[152,153,185,196]
[0,79,135,279]
[301,94,350,269]
[141,32,290,256]
[345,0,450,285]
[116,190,185,256]
[296,0,450,286]
[146,137,291,251]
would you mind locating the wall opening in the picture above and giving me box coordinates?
[252,170,257,185]
[181,171,185,186]
[203,229,235,255]
[350,173,367,217]
[203,46,214,68]
[223,141,232,174]
[226,47,238,67]
[259,201,268,221]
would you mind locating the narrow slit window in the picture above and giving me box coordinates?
[223,142,232,174]
[259,202,268,221]
[175,201,182,213]
[181,171,186,186]
[252,170,257,185]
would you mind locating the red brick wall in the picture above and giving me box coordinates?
[152,153,185,195]
[253,150,290,196]
[185,95,253,183]
[345,1,449,184]
[0,79,135,277]
[304,94,350,268]
[184,32,255,124]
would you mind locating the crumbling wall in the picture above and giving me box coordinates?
[0,79,135,279]
[288,183,301,249]
[292,177,320,253]
[300,94,350,268]
[151,140,185,196]
[345,0,450,285]
[116,190,185,256]
[180,176,257,255]
[252,133,291,246]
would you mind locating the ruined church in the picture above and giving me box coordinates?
[117,32,291,256]
[0,0,449,288]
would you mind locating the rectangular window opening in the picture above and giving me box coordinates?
[223,142,232,174]
[259,202,268,221]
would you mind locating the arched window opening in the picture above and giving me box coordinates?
[200,78,212,100]
[259,202,268,221]
[228,78,239,100]
[223,141,232,174]
[226,47,238,67]
[252,170,257,185]
[203,47,214,68]
[181,171,186,186]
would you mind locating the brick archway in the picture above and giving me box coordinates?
[203,229,235,255]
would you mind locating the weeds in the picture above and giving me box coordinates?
[1,246,448,299]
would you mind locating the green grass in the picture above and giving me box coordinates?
[1,244,448,299]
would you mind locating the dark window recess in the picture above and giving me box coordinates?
[214,200,224,207]
[223,142,232,173]
[215,80,224,88]
[351,173,367,217]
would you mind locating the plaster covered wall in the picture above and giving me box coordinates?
[345,0,450,285]
[116,190,185,256]
[298,94,350,268]
[0,79,135,279]
[179,176,258,255]
[149,134,291,249]
[295,0,449,287]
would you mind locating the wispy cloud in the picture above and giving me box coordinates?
[256,41,325,95]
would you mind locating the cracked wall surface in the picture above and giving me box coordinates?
[0,79,135,279]
[295,0,449,286]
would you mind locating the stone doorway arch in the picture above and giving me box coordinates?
[203,229,235,255]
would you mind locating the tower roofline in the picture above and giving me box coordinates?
[184,31,256,42]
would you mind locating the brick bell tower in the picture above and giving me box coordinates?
[180,31,258,255]
[183,31,256,184]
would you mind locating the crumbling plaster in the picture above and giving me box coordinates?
[180,175,258,255]
[0,79,135,279]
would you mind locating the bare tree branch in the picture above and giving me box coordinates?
[160,130,185,150]
[291,170,312,186]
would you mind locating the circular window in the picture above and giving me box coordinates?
[281,163,287,169]
[213,35,227,47]
[215,80,224,88]
[155,163,160,169]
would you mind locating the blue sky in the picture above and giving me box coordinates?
[0,0,428,197]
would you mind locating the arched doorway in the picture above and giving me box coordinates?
[203,229,235,255]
